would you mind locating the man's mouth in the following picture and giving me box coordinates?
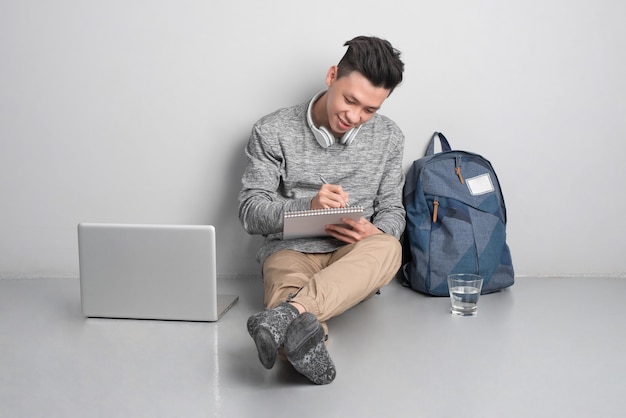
[337,116,352,131]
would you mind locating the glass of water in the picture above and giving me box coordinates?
[447,274,484,316]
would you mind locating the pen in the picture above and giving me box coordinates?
[319,174,349,205]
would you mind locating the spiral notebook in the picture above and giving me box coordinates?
[283,206,364,239]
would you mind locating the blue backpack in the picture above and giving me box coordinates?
[401,132,514,296]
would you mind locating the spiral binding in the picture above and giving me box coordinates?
[284,206,364,218]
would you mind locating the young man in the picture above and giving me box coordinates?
[238,36,406,384]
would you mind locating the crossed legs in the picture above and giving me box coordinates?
[247,234,401,384]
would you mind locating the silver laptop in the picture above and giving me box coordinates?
[78,223,238,321]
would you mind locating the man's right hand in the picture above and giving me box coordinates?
[311,184,349,209]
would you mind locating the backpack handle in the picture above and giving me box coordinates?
[426,132,452,155]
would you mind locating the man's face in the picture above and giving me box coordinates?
[324,67,390,137]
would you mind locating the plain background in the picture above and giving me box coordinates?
[1,0,625,279]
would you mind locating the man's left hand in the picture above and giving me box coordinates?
[324,217,382,244]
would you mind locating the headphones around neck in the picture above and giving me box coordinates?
[306,91,361,148]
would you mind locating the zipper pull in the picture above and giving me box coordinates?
[432,197,439,222]
[455,156,465,184]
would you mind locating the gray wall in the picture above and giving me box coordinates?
[1,0,625,279]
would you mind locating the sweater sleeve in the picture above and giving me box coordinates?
[238,122,310,236]
[371,126,406,239]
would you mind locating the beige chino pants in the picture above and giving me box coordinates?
[262,233,402,336]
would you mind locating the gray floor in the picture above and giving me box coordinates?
[1,275,625,418]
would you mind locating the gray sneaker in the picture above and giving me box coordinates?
[247,303,299,369]
[284,312,336,385]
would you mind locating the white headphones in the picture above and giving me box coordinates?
[306,91,361,148]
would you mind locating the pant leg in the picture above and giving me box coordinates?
[262,249,329,309]
[262,234,401,334]
[291,234,401,323]
[262,249,333,337]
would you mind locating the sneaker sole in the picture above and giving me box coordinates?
[253,327,279,369]
[283,313,325,360]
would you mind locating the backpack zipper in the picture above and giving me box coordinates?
[432,197,439,222]
[455,155,464,184]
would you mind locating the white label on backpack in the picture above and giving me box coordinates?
[466,173,495,196]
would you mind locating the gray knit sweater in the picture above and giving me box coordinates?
[238,99,406,265]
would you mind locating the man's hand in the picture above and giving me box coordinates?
[324,217,382,244]
[311,184,349,209]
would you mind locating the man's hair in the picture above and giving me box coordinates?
[337,36,404,93]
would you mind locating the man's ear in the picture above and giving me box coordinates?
[325,65,338,87]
